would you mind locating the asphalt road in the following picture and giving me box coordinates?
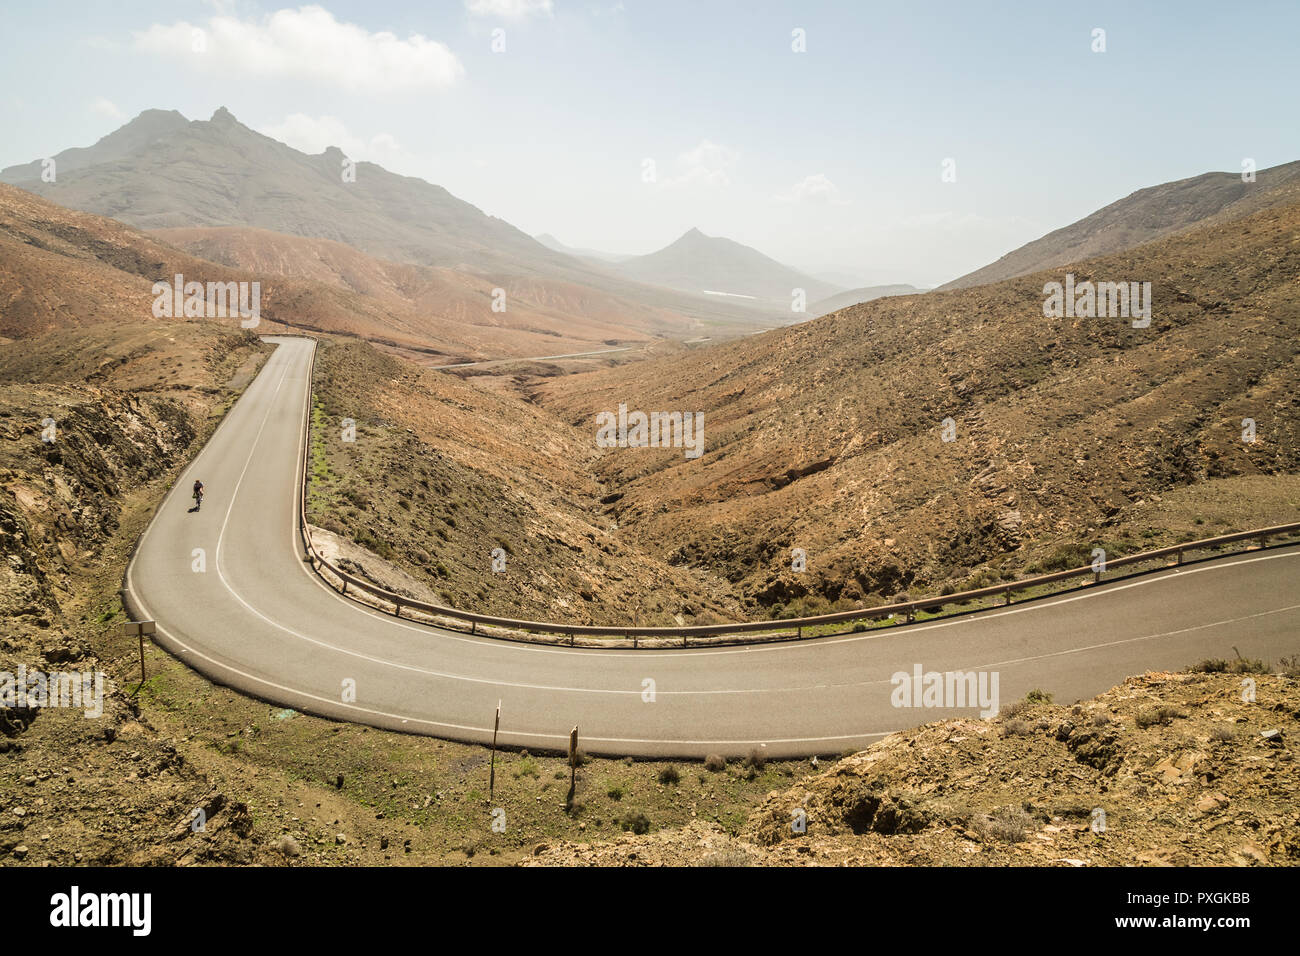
[125,336,1300,758]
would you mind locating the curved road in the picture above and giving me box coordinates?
[126,337,1300,757]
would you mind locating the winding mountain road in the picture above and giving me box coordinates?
[125,337,1300,757]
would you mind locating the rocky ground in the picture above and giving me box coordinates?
[308,333,1300,635]
[1,191,1297,868]
[528,665,1300,866]
[306,337,748,626]
[0,339,1296,867]
[255,195,1300,631]
[0,326,797,865]
[536,194,1300,620]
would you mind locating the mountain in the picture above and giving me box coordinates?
[150,224,702,363]
[809,284,923,317]
[3,108,542,272]
[534,233,631,264]
[1,109,191,182]
[940,160,1300,290]
[537,190,1300,615]
[0,108,764,329]
[0,181,246,339]
[609,228,843,311]
[0,183,691,364]
[0,180,413,346]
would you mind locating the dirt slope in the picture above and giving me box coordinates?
[535,195,1300,618]
[0,183,694,364]
[940,160,1300,290]
[305,338,746,625]
[152,224,705,362]
[529,664,1300,866]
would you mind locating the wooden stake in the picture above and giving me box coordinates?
[567,725,579,808]
[123,620,155,696]
[489,701,501,799]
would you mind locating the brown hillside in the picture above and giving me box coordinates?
[940,160,1300,290]
[152,225,704,361]
[535,194,1300,617]
[0,184,687,364]
[529,664,1300,866]
[304,338,746,625]
[1,108,769,327]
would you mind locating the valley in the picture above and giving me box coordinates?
[0,34,1297,876]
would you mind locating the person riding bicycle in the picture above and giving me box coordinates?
[192,479,205,510]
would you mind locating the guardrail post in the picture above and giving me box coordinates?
[300,449,1296,658]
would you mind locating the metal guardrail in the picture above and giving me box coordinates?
[293,338,1300,648]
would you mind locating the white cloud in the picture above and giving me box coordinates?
[132,6,464,94]
[465,0,554,20]
[258,113,405,164]
[90,97,125,120]
[776,173,845,204]
[663,139,739,188]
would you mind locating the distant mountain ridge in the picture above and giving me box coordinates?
[2,108,192,182]
[0,108,767,326]
[0,183,698,364]
[608,227,842,307]
[534,233,631,264]
[151,223,702,361]
[538,189,1300,614]
[3,108,542,271]
[940,160,1300,290]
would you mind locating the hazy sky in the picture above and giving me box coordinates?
[3,0,1299,287]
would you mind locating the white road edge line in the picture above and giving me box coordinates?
[125,338,1300,745]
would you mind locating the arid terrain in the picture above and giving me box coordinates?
[529,664,1300,866]
[0,107,773,333]
[534,188,1300,620]
[152,224,715,367]
[305,337,747,625]
[0,181,742,367]
[939,159,1300,290]
[274,183,1300,630]
[1,141,1298,867]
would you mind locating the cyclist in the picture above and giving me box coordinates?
[192,479,205,511]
